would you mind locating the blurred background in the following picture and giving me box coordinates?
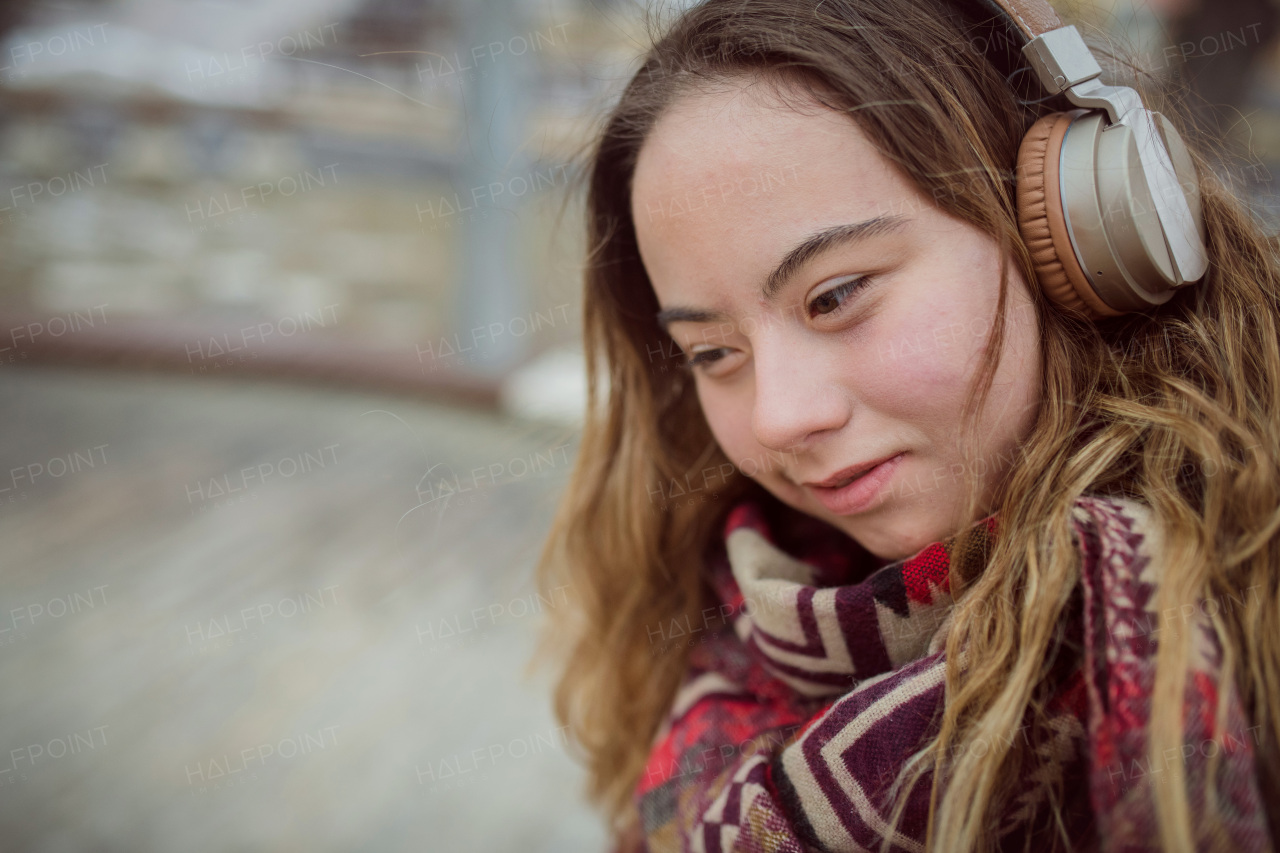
[0,0,1277,850]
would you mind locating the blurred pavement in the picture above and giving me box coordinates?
[0,365,604,852]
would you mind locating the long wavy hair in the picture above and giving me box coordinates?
[531,0,1280,849]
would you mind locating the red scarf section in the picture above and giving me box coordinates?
[625,494,1273,852]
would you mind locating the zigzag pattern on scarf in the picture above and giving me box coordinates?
[629,494,1274,853]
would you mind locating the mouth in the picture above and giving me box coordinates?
[800,452,906,516]
[803,452,903,489]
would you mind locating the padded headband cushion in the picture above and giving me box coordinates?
[964,0,1063,39]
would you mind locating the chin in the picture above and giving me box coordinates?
[765,479,943,562]
[830,509,936,564]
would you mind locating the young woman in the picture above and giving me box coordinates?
[533,0,1280,849]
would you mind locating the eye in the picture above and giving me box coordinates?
[808,275,873,319]
[681,347,729,373]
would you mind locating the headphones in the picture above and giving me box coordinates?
[971,0,1209,319]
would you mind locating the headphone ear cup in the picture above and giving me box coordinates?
[1016,111,1123,320]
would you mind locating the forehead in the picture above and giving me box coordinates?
[631,78,906,224]
[630,77,920,300]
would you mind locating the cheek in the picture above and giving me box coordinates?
[986,300,1044,429]
[696,384,753,460]
[863,287,1041,450]
[696,382,789,479]
[860,246,1011,414]
[862,309,989,410]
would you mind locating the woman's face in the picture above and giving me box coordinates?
[631,77,1043,562]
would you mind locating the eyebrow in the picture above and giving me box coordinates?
[654,214,911,332]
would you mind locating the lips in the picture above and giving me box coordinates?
[802,452,906,516]
[803,452,903,489]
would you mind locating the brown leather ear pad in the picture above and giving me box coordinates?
[1015,111,1121,319]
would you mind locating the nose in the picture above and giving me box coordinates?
[750,333,851,455]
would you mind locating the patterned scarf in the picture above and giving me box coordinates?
[628,494,1273,852]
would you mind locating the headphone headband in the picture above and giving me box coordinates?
[971,0,1063,40]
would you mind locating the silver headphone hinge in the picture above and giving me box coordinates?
[1020,25,1134,124]
[1022,26,1101,92]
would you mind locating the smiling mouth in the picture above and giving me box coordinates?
[798,452,907,516]
[828,469,870,489]
[802,451,902,490]
[789,469,871,489]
